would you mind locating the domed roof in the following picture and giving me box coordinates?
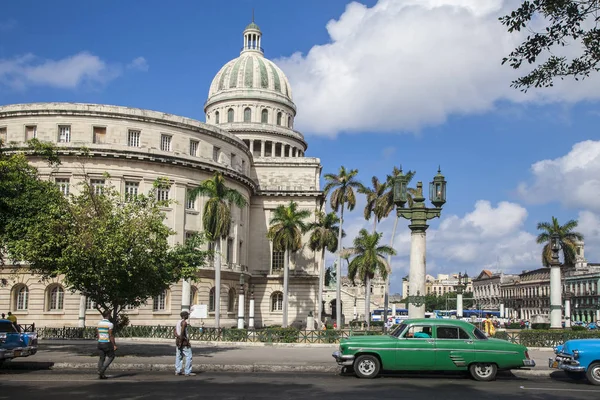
[245,22,260,31]
[207,53,293,102]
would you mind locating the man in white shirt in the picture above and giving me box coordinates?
[175,310,195,376]
[97,310,117,379]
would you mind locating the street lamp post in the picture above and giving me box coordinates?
[564,291,573,328]
[549,234,563,329]
[237,275,245,329]
[455,272,468,318]
[406,290,426,309]
[394,168,446,318]
[249,284,255,329]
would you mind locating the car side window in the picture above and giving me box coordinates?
[437,327,459,339]
[403,325,432,339]
[458,328,470,339]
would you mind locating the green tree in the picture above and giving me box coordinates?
[188,172,247,329]
[267,201,311,327]
[358,176,387,232]
[324,166,362,328]
[347,229,396,327]
[307,210,342,328]
[536,216,584,267]
[5,178,208,327]
[500,0,600,91]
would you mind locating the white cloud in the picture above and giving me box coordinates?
[127,56,149,72]
[277,0,600,137]
[0,52,124,90]
[578,210,600,258]
[517,140,600,212]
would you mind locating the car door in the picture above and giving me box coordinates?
[434,325,475,370]
[395,324,436,369]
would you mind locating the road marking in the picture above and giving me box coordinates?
[520,385,600,393]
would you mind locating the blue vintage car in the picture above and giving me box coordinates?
[549,339,600,385]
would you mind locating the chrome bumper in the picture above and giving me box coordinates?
[548,356,585,372]
[523,359,536,367]
[332,351,355,366]
[0,346,37,360]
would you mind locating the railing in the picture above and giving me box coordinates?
[34,325,384,344]
[494,329,600,346]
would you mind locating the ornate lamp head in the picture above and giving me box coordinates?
[429,167,446,208]
[393,168,408,208]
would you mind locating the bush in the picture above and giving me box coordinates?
[505,323,523,329]
[571,325,587,331]
[518,329,600,347]
[531,323,550,330]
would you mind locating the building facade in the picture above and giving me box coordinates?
[0,22,326,329]
[402,273,473,299]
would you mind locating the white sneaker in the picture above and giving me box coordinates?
[185,373,197,377]
[175,372,182,376]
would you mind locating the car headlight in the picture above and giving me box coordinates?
[573,350,579,359]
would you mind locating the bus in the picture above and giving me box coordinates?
[433,310,457,319]
[462,310,500,319]
[371,308,408,323]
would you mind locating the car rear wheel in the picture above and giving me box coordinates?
[469,363,497,381]
[354,355,380,379]
[586,362,600,386]
[565,371,586,381]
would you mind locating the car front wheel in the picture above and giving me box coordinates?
[469,363,497,381]
[586,362,600,386]
[354,355,380,379]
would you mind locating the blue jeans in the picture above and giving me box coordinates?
[175,346,193,375]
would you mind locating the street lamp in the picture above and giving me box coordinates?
[249,283,255,329]
[455,271,468,318]
[564,291,573,328]
[549,234,562,329]
[394,167,446,318]
[406,290,425,308]
[237,275,245,329]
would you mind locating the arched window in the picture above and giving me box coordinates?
[215,111,220,124]
[13,285,29,311]
[287,116,292,128]
[261,109,268,123]
[190,286,198,306]
[47,285,64,311]
[228,287,236,312]
[243,107,251,122]
[209,287,216,312]
[271,291,283,312]
[276,112,282,126]
[227,108,234,123]
[153,289,168,311]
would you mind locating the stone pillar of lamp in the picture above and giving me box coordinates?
[394,168,446,319]
[78,294,87,328]
[237,275,245,329]
[549,233,563,330]
[249,284,255,329]
[500,303,505,319]
[564,293,572,328]
[455,271,467,319]
[181,279,191,312]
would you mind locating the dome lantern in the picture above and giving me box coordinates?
[242,16,263,55]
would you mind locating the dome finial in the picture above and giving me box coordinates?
[252,8,255,23]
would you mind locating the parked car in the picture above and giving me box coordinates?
[0,319,38,365]
[332,318,535,380]
[549,339,600,385]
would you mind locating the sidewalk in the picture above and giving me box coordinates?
[1,339,556,377]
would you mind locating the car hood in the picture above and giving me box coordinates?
[560,339,600,355]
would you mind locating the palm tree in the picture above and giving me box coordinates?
[358,176,387,232]
[323,166,363,329]
[347,229,396,327]
[188,172,247,329]
[307,211,342,328]
[536,216,584,268]
[267,201,311,327]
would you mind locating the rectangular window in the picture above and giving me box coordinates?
[231,153,237,169]
[86,297,96,310]
[186,189,196,210]
[124,181,139,201]
[55,178,70,195]
[58,125,71,143]
[93,126,107,144]
[91,179,105,195]
[272,250,284,272]
[227,238,234,264]
[128,130,141,147]
[160,134,172,152]
[25,125,37,140]
[153,290,167,311]
[0,127,6,144]
[185,231,195,242]
[157,187,170,202]
[213,146,220,162]
[190,140,199,156]
[241,159,246,173]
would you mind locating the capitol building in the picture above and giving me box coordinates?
[0,22,342,328]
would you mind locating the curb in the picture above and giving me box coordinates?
[3,362,553,376]
[39,338,339,348]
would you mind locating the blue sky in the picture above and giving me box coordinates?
[2,0,600,295]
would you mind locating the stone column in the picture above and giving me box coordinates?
[392,304,397,318]
[250,139,255,156]
[78,294,87,328]
[249,288,255,329]
[237,278,245,329]
[564,298,571,328]
[550,264,562,329]
[260,140,265,157]
[499,303,505,319]
[181,279,191,312]
[408,229,426,319]
[456,292,463,318]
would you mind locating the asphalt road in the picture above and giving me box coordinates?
[1,370,599,400]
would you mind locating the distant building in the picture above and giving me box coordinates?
[402,273,473,300]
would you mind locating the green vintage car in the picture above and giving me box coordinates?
[332,319,535,380]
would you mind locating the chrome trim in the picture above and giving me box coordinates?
[549,357,584,372]
[332,351,355,366]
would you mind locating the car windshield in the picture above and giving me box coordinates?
[473,327,488,340]
[0,322,17,333]
[389,323,407,338]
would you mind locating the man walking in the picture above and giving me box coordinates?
[175,310,195,376]
[97,310,117,379]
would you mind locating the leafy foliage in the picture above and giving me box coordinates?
[5,177,210,325]
[501,0,600,90]
[536,216,584,267]
[267,201,311,253]
[323,166,363,214]
[347,229,396,283]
